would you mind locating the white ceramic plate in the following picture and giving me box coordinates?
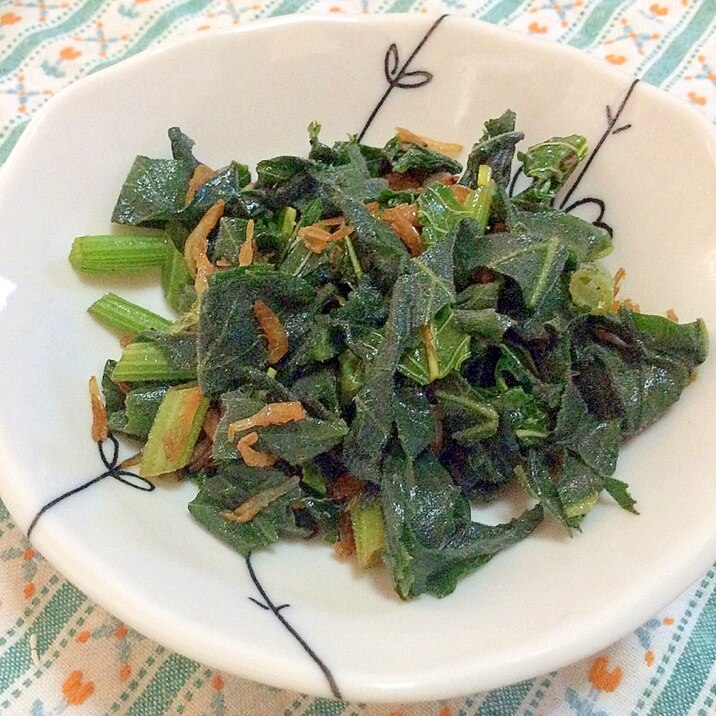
[1,14,716,703]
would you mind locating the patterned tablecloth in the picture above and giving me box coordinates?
[1,1,715,714]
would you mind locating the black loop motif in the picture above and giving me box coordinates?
[562,196,613,237]
[26,433,154,539]
[358,14,448,142]
[383,43,433,89]
[508,80,639,237]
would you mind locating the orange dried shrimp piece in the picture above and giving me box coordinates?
[238,219,256,266]
[395,127,463,158]
[331,473,364,502]
[449,184,472,204]
[253,300,289,364]
[227,401,307,441]
[236,431,276,468]
[381,203,422,256]
[184,164,215,205]
[184,200,225,294]
[88,376,108,443]
[221,476,299,523]
[299,218,354,254]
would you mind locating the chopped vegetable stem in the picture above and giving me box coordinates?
[112,342,196,382]
[350,501,385,568]
[88,293,172,334]
[69,234,168,272]
[141,384,209,477]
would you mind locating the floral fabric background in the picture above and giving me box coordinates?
[1,1,716,714]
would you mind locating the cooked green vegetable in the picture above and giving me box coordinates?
[88,293,172,334]
[70,116,708,599]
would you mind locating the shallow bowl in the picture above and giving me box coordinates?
[1,14,716,702]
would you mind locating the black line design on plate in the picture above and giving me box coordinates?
[562,196,612,235]
[26,433,154,539]
[508,166,524,198]
[245,553,342,700]
[558,78,640,215]
[357,14,449,143]
[508,80,639,236]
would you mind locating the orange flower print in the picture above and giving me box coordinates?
[119,663,131,681]
[59,46,81,61]
[212,673,225,690]
[688,91,706,106]
[23,583,36,599]
[645,649,655,666]
[76,630,91,644]
[0,12,21,25]
[606,54,627,65]
[62,671,95,705]
[438,708,452,716]
[528,21,548,34]
[649,3,669,16]
[589,656,623,692]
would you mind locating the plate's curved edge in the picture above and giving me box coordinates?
[2,13,715,197]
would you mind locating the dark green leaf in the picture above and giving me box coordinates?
[181,161,253,226]
[553,383,620,477]
[418,182,491,248]
[515,135,587,206]
[188,465,306,556]
[111,156,194,226]
[331,278,388,349]
[493,386,550,445]
[197,266,314,395]
[604,477,639,515]
[255,156,313,188]
[512,208,613,263]
[460,110,524,189]
[168,127,200,169]
[108,384,169,440]
[290,368,341,416]
[556,452,605,526]
[517,450,570,530]
[453,307,514,343]
[212,217,251,264]
[469,230,569,309]
[335,198,409,289]
[101,359,125,414]
[138,329,197,374]
[258,418,348,465]
[572,309,707,435]
[394,384,437,460]
[315,142,387,205]
[434,373,499,444]
[342,273,414,482]
[399,307,471,385]
[408,228,457,326]
[381,451,543,598]
[383,135,462,176]
[214,389,347,465]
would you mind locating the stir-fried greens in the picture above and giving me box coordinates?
[69,112,708,599]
